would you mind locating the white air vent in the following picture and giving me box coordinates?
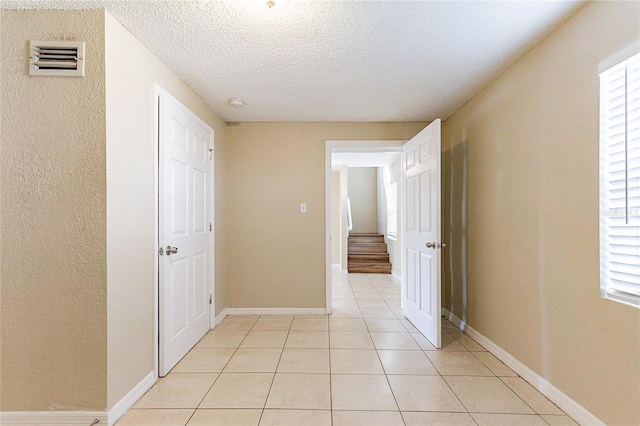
[29,40,85,77]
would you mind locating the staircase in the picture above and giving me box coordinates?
[348,233,392,274]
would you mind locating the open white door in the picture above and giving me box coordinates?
[159,94,212,376]
[402,119,442,348]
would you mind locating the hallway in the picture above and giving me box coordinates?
[117,272,576,425]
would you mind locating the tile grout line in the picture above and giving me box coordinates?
[495,375,558,421]
[369,274,408,425]
[184,317,256,425]
[126,288,572,426]
[442,322,554,423]
[256,315,291,424]
[353,274,407,425]
[328,306,334,426]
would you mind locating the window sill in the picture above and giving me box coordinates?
[601,290,639,309]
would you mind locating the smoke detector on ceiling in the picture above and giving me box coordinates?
[228,98,245,108]
[29,40,85,77]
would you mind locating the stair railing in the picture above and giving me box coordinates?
[346,197,353,232]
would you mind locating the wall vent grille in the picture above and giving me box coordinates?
[29,40,85,77]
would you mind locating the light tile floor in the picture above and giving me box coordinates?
[117,273,578,426]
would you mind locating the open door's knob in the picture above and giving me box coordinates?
[426,242,436,249]
[438,243,447,249]
[166,246,179,255]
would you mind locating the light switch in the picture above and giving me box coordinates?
[300,203,307,213]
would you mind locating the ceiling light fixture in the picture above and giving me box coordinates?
[228,98,245,108]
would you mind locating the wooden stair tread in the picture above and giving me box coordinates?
[348,263,392,273]
[348,233,391,273]
[349,233,385,243]
[349,254,390,263]
[349,245,388,253]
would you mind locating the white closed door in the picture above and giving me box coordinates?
[159,93,213,376]
[402,119,442,348]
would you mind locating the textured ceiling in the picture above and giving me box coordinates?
[4,0,584,122]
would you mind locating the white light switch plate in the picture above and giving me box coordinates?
[300,203,307,213]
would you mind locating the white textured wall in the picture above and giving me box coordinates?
[0,9,230,413]
[105,12,228,408]
[442,1,639,424]
[347,167,378,233]
[0,10,107,411]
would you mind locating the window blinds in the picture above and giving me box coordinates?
[599,51,640,307]
[384,167,398,239]
[386,181,398,239]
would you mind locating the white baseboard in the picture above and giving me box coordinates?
[456,321,604,426]
[441,308,467,331]
[1,371,155,426]
[391,270,401,281]
[107,371,155,426]
[0,411,108,425]
[340,269,348,275]
[225,308,328,316]
[213,308,228,327]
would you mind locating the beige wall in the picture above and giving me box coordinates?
[0,10,108,411]
[442,136,467,318]
[104,12,228,407]
[442,1,640,424]
[227,122,425,308]
[347,167,378,233]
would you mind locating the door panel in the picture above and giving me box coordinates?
[172,160,188,235]
[402,119,442,348]
[420,252,432,315]
[170,258,189,337]
[420,172,432,233]
[193,168,207,233]
[193,252,208,319]
[406,176,417,231]
[407,247,416,302]
[159,94,213,376]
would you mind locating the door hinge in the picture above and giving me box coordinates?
[209,294,212,304]
[209,222,212,232]
[209,148,213,160]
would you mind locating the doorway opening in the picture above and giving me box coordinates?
[324,140,405,314]
[325,120,444,348]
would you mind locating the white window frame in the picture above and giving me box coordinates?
[599,43,640,308]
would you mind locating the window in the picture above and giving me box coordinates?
[599,47,640,308]
[384,167,398,239]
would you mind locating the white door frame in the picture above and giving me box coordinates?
[153,85,215,379]
[324,140,405,312]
